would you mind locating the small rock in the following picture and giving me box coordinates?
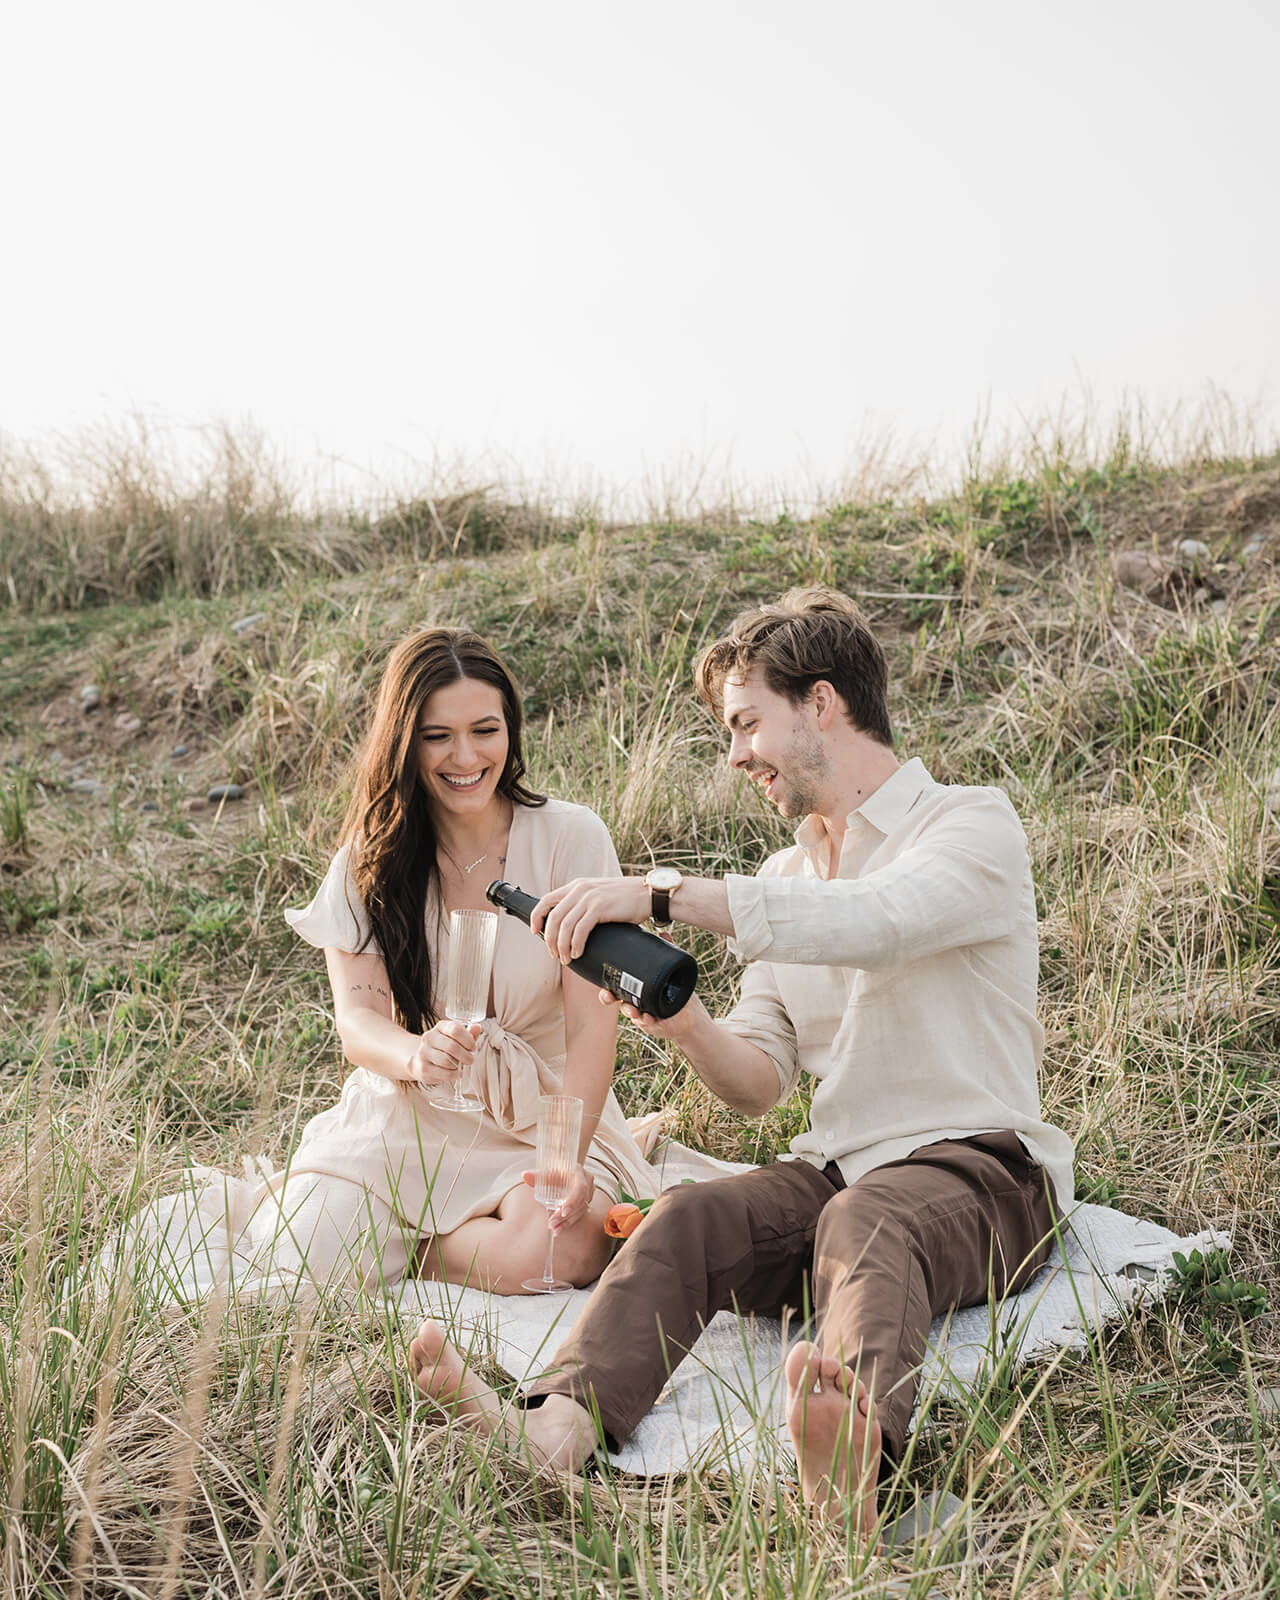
[207,783,245,804]
[1178,538,1211,564]
[1112,548,1183,603]
[69,778,103,796]
[48,751,65,765]
[1211,599,1228,616]
[1243,536,1265,558]
[79,685,101,713]
[184,796,208,813]
[170,744,189,759]
[113,712,143,734]
[230,612,266,634]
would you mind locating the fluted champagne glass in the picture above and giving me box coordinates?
[427,908,497,1112]
[522,1094,584,1293]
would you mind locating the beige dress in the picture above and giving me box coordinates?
[283,797,660,1239]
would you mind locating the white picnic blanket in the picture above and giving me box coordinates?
[391,1200,1229,1476]
[98,1142,1226,1478]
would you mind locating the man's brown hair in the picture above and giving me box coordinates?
[694,587,893,746]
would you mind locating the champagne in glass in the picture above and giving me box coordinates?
[426,908,498,1113]
[522,1094,584,1293]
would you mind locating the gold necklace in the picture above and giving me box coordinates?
[438,808,510,878]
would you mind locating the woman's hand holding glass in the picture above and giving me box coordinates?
[426,907,497,1112]
[523,1161,595,1234]
[407,1019,482,1089]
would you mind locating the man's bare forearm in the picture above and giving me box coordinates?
[535,875,736,960]
[666,877,735,937]
[644,996,781,1117]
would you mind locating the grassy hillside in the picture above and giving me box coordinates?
[2,427,1279,1597]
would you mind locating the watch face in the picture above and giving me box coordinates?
[648,868,681,891]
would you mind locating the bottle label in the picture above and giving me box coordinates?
[602,963,643,1003]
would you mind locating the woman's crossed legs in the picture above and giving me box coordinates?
[246,1171,614,1297]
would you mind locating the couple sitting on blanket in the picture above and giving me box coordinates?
[285,586,1074,1540]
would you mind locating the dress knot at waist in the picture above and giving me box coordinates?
[471,1018,558,1134]
[475,1017,511,1051]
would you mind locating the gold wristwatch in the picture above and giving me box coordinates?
[644,867,683,925]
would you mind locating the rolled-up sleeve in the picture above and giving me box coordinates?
[717,960,801,1105]
[726,793,1028,972]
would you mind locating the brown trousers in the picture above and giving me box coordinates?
[524,1131,1060,1463]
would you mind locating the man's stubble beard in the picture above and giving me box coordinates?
[773,724,831,820]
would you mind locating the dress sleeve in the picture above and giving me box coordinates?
[546,803,621,886]
[283,841,378,953]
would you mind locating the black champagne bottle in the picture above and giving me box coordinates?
[486,880,698,1018]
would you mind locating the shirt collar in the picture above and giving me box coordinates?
[794,758,936,868]
[856,757,935,835]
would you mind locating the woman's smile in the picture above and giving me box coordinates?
[417,677,510,815]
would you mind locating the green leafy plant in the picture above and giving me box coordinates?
[1168,1247,1268,1320]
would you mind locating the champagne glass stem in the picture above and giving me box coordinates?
[539,1209,557,1287]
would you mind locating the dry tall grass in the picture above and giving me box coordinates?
[2,418,1278,1597]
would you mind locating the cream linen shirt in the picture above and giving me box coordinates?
[720,757,1075,1211]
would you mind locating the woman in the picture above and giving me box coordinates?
[264,625,658,1296]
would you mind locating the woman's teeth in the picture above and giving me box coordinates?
[443,773,483,789]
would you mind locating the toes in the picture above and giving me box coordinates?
[819,1358,852,1395]
[408,1323,457,1396]
[785,1344,820,1397]
[409,1342,436,1390]
[785,1342,858,1399]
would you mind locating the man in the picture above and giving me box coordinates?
[411,586,1075,1539]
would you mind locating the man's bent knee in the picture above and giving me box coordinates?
[639,1176,750,1241]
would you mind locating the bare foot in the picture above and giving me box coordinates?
[785,1341,882,1540]
[409,1320,505,1430]
[408,1319,599,1472]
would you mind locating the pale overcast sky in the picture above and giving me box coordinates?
[3,0,1277,504]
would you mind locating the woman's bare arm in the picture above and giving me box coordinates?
[560,966,618,1157]
[324,946,478,1086]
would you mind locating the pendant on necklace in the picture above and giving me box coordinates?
[461,853,486,874]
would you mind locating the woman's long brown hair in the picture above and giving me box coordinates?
[340,628,545,1032]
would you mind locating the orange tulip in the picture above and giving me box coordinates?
[604,1203,645,1239]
